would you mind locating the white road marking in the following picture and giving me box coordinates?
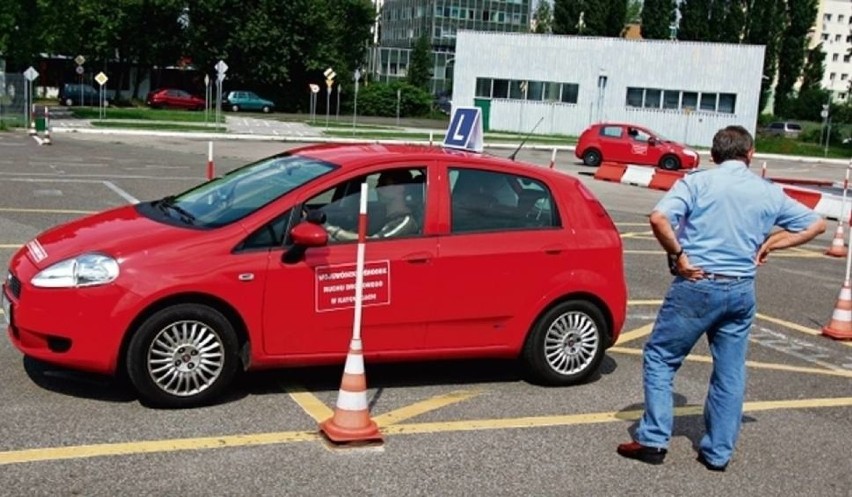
[102,181,139,204]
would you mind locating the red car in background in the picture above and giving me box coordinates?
[575,122,700,170]
[146,88,205,110]
[3,144,627,408]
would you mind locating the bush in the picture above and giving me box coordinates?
[799,125,844,145]
[356,81,432,118]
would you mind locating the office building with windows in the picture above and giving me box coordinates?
[453,31,765,147]
[370,0,531,94]
[809,0,851,101]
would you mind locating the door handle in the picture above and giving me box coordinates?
[543,245,567,255]
[402,252,433,264]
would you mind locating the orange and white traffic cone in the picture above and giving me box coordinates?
[822,280,852,340]
[319,337,383,444]
[825,224,847,257]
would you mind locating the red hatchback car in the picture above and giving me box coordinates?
[2,144,627,407]
[146,88,205,110]
[575,122,700,170]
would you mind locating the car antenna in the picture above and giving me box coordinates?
[508,117,545,161]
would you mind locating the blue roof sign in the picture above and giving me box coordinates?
[443,107,483,153]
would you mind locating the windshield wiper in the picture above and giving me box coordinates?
[156,196,196,224]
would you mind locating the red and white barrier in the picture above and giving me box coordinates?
[206,141,215,180]
[594,161,851,221]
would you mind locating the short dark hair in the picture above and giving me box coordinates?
[711,126,754,164]
[378,169,413,187]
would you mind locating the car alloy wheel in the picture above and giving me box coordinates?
[127,304,239,408]
[231,105,239,112]
[522,300,606,385]
[660,155,681,171]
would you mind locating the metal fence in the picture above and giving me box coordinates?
[0,73,28,127]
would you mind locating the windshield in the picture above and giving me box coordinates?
[160,153,336,228]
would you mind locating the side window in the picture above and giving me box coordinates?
[449,168,559,234]
[628,128,651,142]
[600,126,623,138]
[236,209,294,251]
[305,167,426,243]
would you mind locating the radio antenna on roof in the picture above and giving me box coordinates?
[508,117,544,161]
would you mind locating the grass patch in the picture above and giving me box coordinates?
[72,107,223,123]
[90,121,227,133]
[755,136,851,159]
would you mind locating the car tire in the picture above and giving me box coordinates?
[659,155,681,171]
[64,98,74,107]
[126,303,240,408]
[582,149,602,167]
[231,105,239,112]
[262,106,271,113]
[521,300,607,386]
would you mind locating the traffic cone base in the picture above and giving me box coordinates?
[822,283,852,340]
[318,338,383,445]
[825,225,847,257]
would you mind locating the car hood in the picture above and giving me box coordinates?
[20,205,192,269]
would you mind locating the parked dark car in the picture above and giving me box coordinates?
[763,121,802,138]
[58,83,102,107]
[146,88,205,110]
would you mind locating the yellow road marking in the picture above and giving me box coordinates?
[610,347,852,378]
[627,300,663,306]
[0,245,21,249]
[373,389,483,427]
[615,323,654,345]
[620,231,654,239]
[2,396,851,465]
[285,386,334,423]
[0,207,94,214]
[756,313,852,348]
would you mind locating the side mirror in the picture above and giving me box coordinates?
[282,222,328,264]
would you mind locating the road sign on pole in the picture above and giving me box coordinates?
[95,72,108,119]
[74,55,86,66]
[353,69,361,132]
[23,67,39,129]
[324,67,335,129]
[214,60,228,131]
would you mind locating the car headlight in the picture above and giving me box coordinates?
[31,254,119,288]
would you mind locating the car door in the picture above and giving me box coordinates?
[244,92,260,111]
[598,125,630,163]
[428,164,565,349]
[261,162,437,357]
[626,126,654,166]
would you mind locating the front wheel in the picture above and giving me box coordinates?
[126,304,240,408]
[231,104,240,112]
[521,300,607,386]
[659,155,681,171]
[261,105,271,113]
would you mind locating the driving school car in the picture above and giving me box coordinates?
[575,122,700,170]
[2,143,627,408]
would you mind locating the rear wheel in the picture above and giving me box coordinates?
[261,105,271,113]
[127,304,240,408]
[522,300,607,386]
[659,155,681,171]
[64,98,74,106]
[231,104,240,112]
[582,149,602,167]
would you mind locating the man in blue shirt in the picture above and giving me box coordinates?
[617,125,825,471]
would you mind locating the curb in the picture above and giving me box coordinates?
[50,126,851,165]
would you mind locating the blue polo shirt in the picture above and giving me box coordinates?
[654,160,820,277]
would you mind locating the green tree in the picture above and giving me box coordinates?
[717,0,746,43]
[774,0,818,117]
[799,43,826,92]
[552,0,584,35]
[406,35,431,90]
[626,0,642,23]
[743,0,784,112]
[677,0,711,41]
[604,0,628,37]
[0,0,42,70]
[640,0,676,39]
[533,0,554,34]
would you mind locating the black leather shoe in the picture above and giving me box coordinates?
[696,453,728,472]
[617,441,667,465]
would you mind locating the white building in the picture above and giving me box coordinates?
[452,31,766,147]
[810,0,852,101]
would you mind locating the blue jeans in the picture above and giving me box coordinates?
[634,277,756,466]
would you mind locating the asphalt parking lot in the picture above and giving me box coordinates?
[0,131,851,496]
